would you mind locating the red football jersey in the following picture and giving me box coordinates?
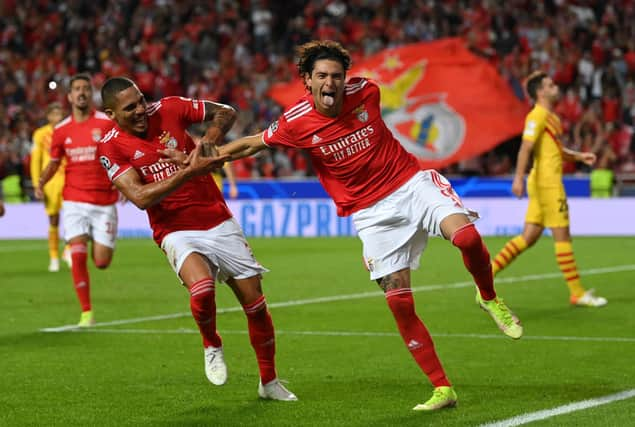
[50,111,118,205]
[97,96,232,245]
[262,78,421,216]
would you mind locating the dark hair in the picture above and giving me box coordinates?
[296,40,351,78]
[101,77,135,110]
[525,71,548,102]
[69,73,92,90]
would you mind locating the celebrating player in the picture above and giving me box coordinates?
[38,74,119,327]
[491,71,607,307]
[215,40,522,411]
[31,102,71,272]
[97,77,297,401]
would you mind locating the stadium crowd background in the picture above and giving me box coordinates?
[1,0,634,200]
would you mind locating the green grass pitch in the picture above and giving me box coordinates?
[1,236,634,426]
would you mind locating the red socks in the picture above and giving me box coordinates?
[189,278,222,348]
[190,280,276,383]
[385,289,450,387]
[243,295,277,384]
[70,242,91,312]
[451,223,496,301]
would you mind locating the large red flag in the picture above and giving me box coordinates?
[267,38,528,169]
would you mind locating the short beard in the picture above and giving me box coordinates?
[74,102,90,113]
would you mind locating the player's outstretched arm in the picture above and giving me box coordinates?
[218,132,267,161]
[562,147,596,166]
[114,143,228,210]
[36,160,61,199]
[512,139,534,198]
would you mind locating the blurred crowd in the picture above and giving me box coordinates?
[1,0,634,200]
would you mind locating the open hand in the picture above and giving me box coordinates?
[578,152,597,166]
[157,148,188,168]
[187,142,230,176]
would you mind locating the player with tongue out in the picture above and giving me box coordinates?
[218,40,523,412]
[322,91,336,108]
[314,66,340,114]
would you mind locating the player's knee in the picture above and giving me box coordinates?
[524,236,538,248]
[94,258,111,269]
[451,223,484,251]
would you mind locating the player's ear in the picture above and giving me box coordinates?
[104,108,115,120]
[303,73,312,91]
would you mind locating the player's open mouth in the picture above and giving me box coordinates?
[322,91,335,107]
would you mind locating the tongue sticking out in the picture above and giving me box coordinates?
[323,94,334,107]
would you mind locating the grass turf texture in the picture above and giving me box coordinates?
[1,237,634,426]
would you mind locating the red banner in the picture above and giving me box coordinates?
[268,38,528,169]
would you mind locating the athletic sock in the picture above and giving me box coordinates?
[451,223,496,301]
[385,289,451,387]
[189,278,222,348]
[70,242,91,311]
[48,225,60,260]
[492,235,528,275]
[243,295,277,384]
[555,241,585,298]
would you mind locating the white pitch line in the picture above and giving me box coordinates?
[39,263,635,333]
[480,388,635,427]
[0,244,46,253]
[41,327,635,343]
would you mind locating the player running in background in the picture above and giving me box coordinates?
[97,77,296,401]
[215,40,522,411]
[211,162,238,199]
[491,71,607,307]
[38,74,119,327]
[32,102,71,272]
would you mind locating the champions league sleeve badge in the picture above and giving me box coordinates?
[267,120,279,138]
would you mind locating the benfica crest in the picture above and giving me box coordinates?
[383,93,465,160]
[159,131,178,149]
[91,128,102,142]
[376,63,465,160]
[353,105,369,123]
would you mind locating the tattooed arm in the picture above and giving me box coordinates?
[200,101,237,155]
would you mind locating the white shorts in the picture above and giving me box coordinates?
[62,201,118,248]
[352,170,472,280]
[160,217,268,283]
